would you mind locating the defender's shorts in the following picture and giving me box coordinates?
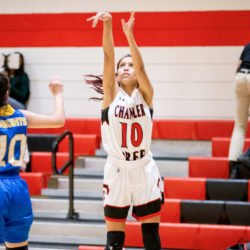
[0,176,33,243]
[103,152,163,221]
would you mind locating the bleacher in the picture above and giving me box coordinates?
[1,1,250,249]
[19,118,250,249]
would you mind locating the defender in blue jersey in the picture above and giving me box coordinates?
[0,73,65,250]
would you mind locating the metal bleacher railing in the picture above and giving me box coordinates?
[51,130,79,220]
[27,131,79,220]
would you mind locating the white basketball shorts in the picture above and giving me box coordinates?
[103,152,164,222]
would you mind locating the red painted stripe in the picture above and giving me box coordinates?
[0,11,250,47]
[132,211,161,221]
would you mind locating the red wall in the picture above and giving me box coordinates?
[1,11,250,47]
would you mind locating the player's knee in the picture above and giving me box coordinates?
[6,245,28,250]
[141,223,161,250]
[105,231,125,250]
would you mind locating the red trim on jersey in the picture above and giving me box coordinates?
[0,11,250,47]
[104,216,127,222]
[132,211,161,221]
[103,184,109,195]
[157,178,160,188]
[104,204,130,209]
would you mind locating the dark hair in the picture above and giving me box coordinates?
[0,73,10,107]
[85,54,132,101]
[5,51,25,76]
[85,75,104,101]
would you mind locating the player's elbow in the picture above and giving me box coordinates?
[140,65,145,72]
[53,117,65,128]
[58,118,65,127]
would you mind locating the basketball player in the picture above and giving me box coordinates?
[86,12,163,250]
[0,72,65,250]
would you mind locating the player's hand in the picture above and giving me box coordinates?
[121,11,135,37]
[87,12,112,28]
[49,74,63,95]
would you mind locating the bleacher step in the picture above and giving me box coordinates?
[29,221,106,245]
[57,178,102,191]
[95,139,211,159]
[32,198,104,220]
[76,157,189,178]
[41,188,102,199]
[31,198,136,221]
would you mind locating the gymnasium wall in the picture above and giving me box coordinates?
[1,0,250,119]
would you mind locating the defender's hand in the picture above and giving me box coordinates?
[49,75,63,95]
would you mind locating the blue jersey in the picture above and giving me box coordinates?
[0,105,27,176]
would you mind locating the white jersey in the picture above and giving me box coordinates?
[101,88,153,161]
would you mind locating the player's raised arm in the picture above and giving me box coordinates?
[121,11,153,108]
[21,75,65,128]
[87,12,118,109]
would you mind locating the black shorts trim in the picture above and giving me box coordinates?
[104,204,130,220]
[132,198,162,219]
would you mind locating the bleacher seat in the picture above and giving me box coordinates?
[181,200,224,224]
[26,118,250,140]
[225,202,250,226]
[27,134,58,152]
[206,179,249,201]
[179,200,250,226]
[212,138,250,157]
[161,199,180,223]
[197,224,248,249]
[30,152,74,174]
[27,133,100,156]
[164,177,206,200]
[20,172,49,195]
[189,157,229,178]
[164,177,250,201]
[124,222,250,249]
[27,118,101,137]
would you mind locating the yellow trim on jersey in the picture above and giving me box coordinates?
[0,105,15,117]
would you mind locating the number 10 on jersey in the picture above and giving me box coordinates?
[120,122,143,148]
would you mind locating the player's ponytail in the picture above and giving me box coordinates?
[0,73,10,107]
[85,74,104,101]
[85,54,132,101]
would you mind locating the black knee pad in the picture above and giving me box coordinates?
[105,231,125,250]
[6,245,28,250]
[141,223,161,250]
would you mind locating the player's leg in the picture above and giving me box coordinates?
[4,179,33,250]
[105,221,126,250]
[103,163,130,250]
[132,159,163,250]
[141,215,161,250]
[104,202,129,249]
